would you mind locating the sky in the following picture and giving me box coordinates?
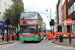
[23,0,58,30]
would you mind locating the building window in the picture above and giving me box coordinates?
[72,25,75,32]
[71,4,73,13]
[74,2,75,11]
[5,2,6,9]
[8,4,9,8]
[68,0,70,2]
[68,8,70,15]
[68,2,74,16]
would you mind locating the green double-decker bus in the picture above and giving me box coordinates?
[19,12,44,41]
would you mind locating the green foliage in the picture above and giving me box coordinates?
[3,2,24,27]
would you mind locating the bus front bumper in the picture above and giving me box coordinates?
[20,36,39,41]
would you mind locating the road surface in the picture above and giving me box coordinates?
[0,39,75,50]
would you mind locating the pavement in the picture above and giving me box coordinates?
[0,40,18,45]
[50,38,75,47]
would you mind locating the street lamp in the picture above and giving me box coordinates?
[46,8,52,32]
[46,8,51,20]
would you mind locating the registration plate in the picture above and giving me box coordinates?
[27,40,31,41]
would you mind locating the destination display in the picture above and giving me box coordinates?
[21,20,37,25]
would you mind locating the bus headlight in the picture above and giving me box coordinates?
[35,35,38,38]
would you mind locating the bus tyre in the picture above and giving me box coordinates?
[24,41,25,43]
[39,35,41,41]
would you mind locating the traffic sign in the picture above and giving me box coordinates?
[66,19,72,25]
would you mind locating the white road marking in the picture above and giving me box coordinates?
[54,45,75,49]
[55,45,66,48]
[65,46,75,49]
[48,42,75,49]
[1,42,18,50]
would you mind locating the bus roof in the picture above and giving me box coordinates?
[21,11,42,18]
[21,11,39,14]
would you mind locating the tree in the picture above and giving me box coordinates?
[3,2,24,28]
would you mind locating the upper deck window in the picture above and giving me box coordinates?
[21,12,37,20]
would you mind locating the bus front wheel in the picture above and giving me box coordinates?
[39,35,41,41]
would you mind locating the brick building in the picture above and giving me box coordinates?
[57,0,75,33]
[62,0,67,33]
[67,0,75,33]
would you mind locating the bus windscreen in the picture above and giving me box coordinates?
[21,12,37,20]
[21,25,38,34]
